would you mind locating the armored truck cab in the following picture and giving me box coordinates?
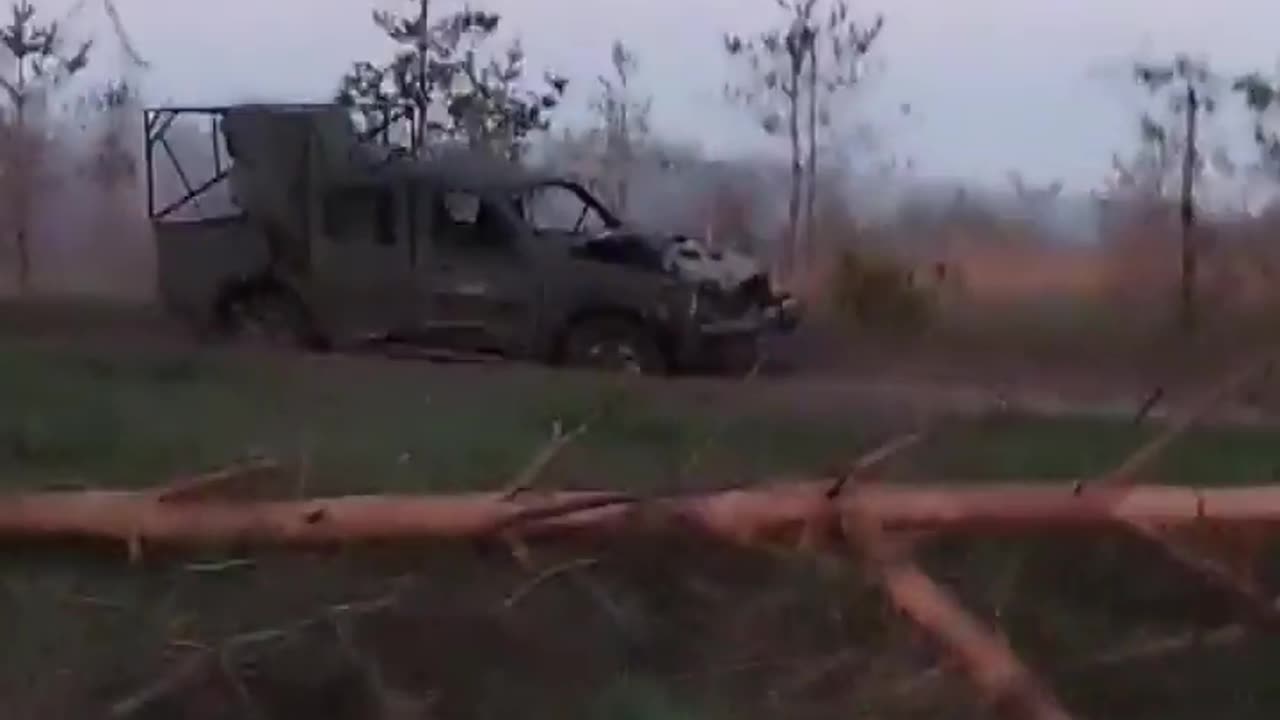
[144,102,799,374]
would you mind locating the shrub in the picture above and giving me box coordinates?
[825,250,937,336]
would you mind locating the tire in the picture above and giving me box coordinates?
[561,315,667,375]
[220,289,322,351]
[711,335,763,377]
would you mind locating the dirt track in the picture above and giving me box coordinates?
[4,296,1278,430]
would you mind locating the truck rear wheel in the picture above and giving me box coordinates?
[219,289,323,351]
[562,316,667,375]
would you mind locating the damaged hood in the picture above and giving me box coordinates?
[572,225,767,291]
[659,235,764,290]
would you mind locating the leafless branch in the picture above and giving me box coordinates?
[502,557,599,608]
[502,421,589,500]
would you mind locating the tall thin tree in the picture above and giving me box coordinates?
[724,6,810,276]
[1133,54,1221,333]
[0,0,91,294]
[801,1,881,265]
[724,0,882,276]
[589,40,652,216]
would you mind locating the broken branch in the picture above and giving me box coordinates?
[1095,356,1274,488]
[502,557,600,608]
[827,433,923,498]
[502,421,589,500]
[157,458,289,504]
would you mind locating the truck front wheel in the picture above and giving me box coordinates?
[561,315,667,375]
[710,334,762,377]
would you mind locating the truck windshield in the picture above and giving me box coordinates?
[516,182,620,235]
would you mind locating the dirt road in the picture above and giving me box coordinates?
[4,296,1277,429]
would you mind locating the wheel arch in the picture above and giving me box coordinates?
[548,303,673,368]
[210,270,326,349]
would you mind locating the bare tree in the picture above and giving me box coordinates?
[723,0,882,276]
[77,80,140,188]
[1106,118,1177,202]
[802,2,882,265]
[1132,54,1222,333]
[724,7,808,275]
[586,40,652,215]
[0,0,91,294]
[1233,70,1280,179]
[62,0,150,190]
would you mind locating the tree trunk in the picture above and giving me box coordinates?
[416,0,430,155]
[3,481,1280,547]
[785,79,802,280]
[804,33,819,273]
[13,62,30,295]
[1178,83,1199,334]
[15,225,29,294]
[616,98,630,217]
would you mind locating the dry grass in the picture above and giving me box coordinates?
[758,187,1280,386]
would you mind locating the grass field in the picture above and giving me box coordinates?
[4,337,1280,718]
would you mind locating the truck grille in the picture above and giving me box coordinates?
[732,273,774,310]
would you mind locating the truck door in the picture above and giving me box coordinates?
[312,183,414,341]
[417,189,539,355]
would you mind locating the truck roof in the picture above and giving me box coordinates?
[341,147,564,193]
[215,102,571,193]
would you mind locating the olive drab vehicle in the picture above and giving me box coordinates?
[143,102,800,374]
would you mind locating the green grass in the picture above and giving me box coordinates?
[0,338,875,489]
[918,411,1280,484]
[3,340,1279,494]
[0,340,900,494]
[4,338,1280,718]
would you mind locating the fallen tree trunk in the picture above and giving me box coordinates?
[0,481,1278,551]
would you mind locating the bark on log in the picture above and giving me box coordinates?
[0,482,1278,550]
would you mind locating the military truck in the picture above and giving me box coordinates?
[142,102,799,374]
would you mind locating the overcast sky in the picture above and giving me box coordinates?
[57,0,1280,191]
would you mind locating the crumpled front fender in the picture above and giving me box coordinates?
[765,293,802,333]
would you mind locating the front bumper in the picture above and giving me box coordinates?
[672,292,803,373]
[763,293,801,333]
[693,291,802,337]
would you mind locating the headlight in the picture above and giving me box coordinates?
[692,281,728,318]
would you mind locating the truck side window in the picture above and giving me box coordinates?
[322,191,357,242]
[323,187,396,247]
[441,192,480,225]
[373,189,395,246]
[435,191,511,251]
